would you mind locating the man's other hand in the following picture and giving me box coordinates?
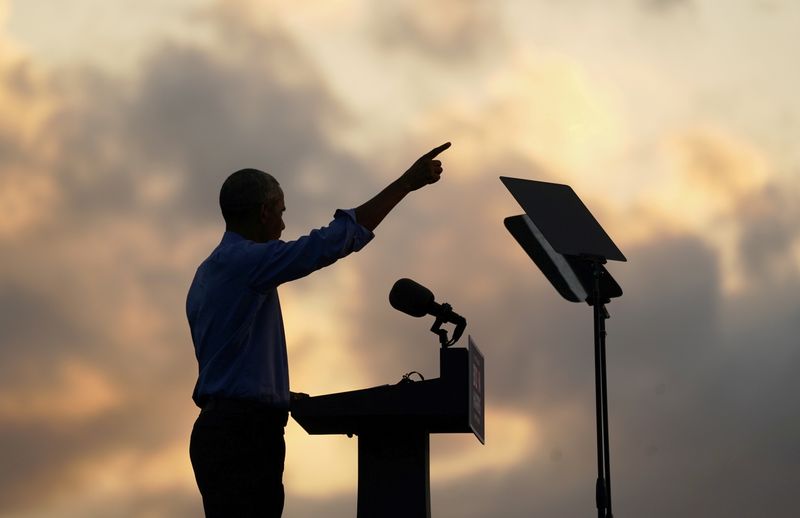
[400,142,451,192]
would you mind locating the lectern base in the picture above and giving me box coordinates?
[357,429,431,518]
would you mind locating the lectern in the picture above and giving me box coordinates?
[292,336,485,518]
[501,176,626,518]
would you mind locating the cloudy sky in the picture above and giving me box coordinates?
[1,0,799,516]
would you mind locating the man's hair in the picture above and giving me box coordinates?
[219,168,281,226]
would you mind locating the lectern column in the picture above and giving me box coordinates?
[357,428,431,518]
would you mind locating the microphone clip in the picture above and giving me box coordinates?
[430,303,466,348]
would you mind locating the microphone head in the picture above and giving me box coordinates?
[389,278,434,318]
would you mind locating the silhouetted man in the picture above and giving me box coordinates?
[187,142,451,517]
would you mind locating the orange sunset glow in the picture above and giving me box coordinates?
[2,1,799,517]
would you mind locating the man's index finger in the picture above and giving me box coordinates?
[424,142,451,159]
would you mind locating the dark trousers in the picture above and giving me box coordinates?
[190,400,289,518]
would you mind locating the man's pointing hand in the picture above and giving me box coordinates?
[401,142,451,192]
[354,141,452,231]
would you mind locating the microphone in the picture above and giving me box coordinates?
[389,278,467,328]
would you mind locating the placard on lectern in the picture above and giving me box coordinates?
[468,336,485,444]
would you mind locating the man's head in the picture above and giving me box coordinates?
[219,168,285,242]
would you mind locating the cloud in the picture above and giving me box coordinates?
[0,442,201,518]
[0,0,368,235]
[323,141,800,516]
[641,0,695,12]
[125,39,352,225]
[666,128,768,214]
[0,360,121,424]
[0,25,61,240]
[0,1,371,512]
[403,49,627,196]
[0,170,59,238]
[644,126,800,291]
[369,0,506,61]
[2,0,800,516]
[737,183,800,277]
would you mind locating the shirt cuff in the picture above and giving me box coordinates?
[335,208,375,249]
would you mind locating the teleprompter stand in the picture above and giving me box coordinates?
[501,176,626,518]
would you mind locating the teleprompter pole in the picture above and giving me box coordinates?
[591,259,613,518]
[500,176,626,517]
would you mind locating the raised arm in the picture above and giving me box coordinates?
[354,142,451,232]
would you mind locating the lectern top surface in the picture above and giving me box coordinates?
[500,176,626,262]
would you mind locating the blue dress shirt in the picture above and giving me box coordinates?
[187,209,374,409]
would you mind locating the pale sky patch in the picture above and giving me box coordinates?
[282,264,375,394]
[5,0,213,72]
[285,424,358,497]
[430,406,535,482]
[285,405,536,497]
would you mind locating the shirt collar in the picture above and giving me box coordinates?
[221,231,249,245]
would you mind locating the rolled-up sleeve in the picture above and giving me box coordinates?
[246,208,374,292]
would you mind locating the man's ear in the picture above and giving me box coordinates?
[258,203,269,224]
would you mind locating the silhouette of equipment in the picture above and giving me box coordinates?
[292,281,484,518]
[389,278,467,347]
[501,176,626,518]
